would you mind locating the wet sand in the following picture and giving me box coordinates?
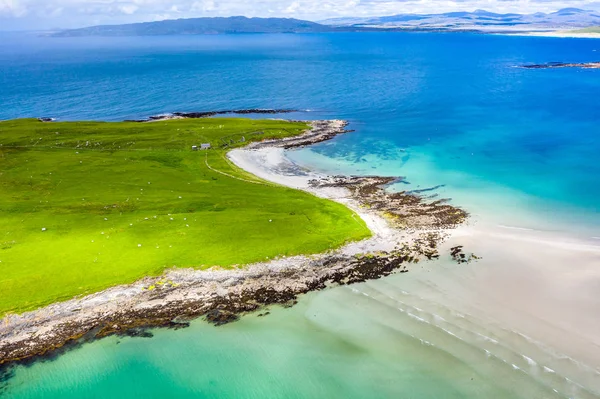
[229,143,600,397]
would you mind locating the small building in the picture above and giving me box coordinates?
[192,143,211,150]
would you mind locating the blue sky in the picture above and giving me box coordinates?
[2,0,600,30]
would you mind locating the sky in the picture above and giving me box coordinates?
[2,0,600,30]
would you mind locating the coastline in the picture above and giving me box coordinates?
[501,30,600,39]
[263,129,600,394]
[3,33,600,398]
[0,119,468,367]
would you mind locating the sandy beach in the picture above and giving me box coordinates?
[506,30,600,39]
[231,141,600,354]
[229,142,600,396]
[227,145,400,253]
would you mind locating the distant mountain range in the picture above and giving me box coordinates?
[51,9,600,37]
[51,17,334,37]
[320,8,600,31]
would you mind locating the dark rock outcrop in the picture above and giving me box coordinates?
[521,61,600,69]
[126,109,297,122]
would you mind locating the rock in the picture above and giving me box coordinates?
[204,309,240,326]
[137,109,297,122]
[521,62,600,69]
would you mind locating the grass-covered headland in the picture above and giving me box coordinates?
[0,118,370,316]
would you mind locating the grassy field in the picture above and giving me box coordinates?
[0,118,370,316]
[572,26,600,33]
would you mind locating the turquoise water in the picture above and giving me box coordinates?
[4,272,599,398]
[1,32,600,397]
[0,287,565,399]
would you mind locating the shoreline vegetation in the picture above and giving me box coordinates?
[0,115,468,366]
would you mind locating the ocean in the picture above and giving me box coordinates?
[1,31,599,398]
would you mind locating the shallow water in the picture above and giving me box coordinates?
[1,32,599,397]
[0,283,570,399]
[4,260,599,398]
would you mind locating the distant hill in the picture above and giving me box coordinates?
[51,9,600,37]
[52,16,334,37]
[320,8,600,31]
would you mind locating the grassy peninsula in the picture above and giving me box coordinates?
[0,118,370,316]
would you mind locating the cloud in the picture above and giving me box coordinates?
[0,0,28,17]
[2,0,600,30]
[190,0,216,12]
[119,4,139,14]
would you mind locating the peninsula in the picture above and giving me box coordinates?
[0,115,468,365]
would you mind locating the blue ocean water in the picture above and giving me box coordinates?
[2,32,599,232]
[1,32,600,397]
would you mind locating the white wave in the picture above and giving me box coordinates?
[441,328,459,338]
[522,355,537,366]
[407,312,427,323]
[497,224,537,232]
[475,332,498,344]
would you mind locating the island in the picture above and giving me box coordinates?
[0,114,468,365]
[50,17,336,36]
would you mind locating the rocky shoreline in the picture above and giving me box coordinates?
[39,109,299,123]
[242,119,355,149]
[0,119,469,367]
[521,61,600,69]
[126,108,298,122]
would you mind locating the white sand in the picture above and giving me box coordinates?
[434,224,600,361]
[505,31,600,39]
[229,145,600,395]
[228,147,406,254]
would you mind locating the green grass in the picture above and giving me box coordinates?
[0,118,371,316]
[571,26,600,33]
